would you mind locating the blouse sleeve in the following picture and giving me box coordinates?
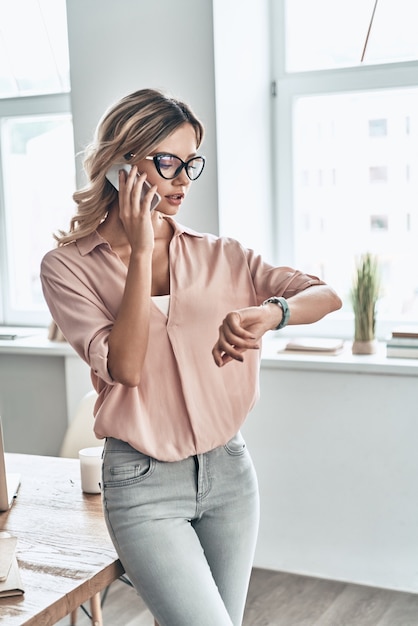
[242,244,326,303]
[40,249,115,385]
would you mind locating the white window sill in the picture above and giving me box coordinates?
[0,327,75,357]
[262,337,418,377]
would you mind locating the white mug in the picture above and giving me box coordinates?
[79,446,104,494]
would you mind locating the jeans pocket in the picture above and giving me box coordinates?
[103,448,155,488]
[224,430,247,456]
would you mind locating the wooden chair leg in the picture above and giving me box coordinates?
[90,592,103,626]
[68,593,102,626]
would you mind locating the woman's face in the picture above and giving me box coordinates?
[136,123,202,216]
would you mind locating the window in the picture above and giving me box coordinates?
[0,0,70,97]
[369,119,387,137]
[0,0,74,327]
[272,0,418,338]
[284,0,418,72]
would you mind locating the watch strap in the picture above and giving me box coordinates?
[262,296,290,331]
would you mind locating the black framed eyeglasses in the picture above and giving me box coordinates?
[125,151,205,181]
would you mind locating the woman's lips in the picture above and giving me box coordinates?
[165,193,184,206]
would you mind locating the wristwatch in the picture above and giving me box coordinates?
[262,296,290,331]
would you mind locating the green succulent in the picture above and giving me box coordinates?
[351,253,380,342]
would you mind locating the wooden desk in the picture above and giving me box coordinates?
[0,453,124,625]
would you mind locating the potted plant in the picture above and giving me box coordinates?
[351,253,380,354]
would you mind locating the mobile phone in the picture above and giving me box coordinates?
[105,164,161,211]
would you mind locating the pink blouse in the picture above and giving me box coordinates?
[41,218,324,461]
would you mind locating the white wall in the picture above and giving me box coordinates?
[0,353,68,455]
[243,359,418,593]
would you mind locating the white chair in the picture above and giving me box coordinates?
[60,390,100,458]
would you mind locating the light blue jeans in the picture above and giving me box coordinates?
[102,431,260,626]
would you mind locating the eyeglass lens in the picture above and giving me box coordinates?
[156,154,205,180]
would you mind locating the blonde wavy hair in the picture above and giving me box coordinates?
[56,88,205,246]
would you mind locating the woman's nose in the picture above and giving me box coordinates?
[174,167,190,185]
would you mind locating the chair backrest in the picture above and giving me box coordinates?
[60,390,100,458]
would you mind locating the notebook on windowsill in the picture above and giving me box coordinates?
[281,337,345,356]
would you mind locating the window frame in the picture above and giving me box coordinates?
[0,92,72,327]
[271,0,418,340]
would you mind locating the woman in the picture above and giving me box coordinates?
[41,88,342,626]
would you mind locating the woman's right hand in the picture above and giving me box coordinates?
[107,165,156,386]
[118,165,158,254]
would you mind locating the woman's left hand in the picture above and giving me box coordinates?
[212,306,271,367]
